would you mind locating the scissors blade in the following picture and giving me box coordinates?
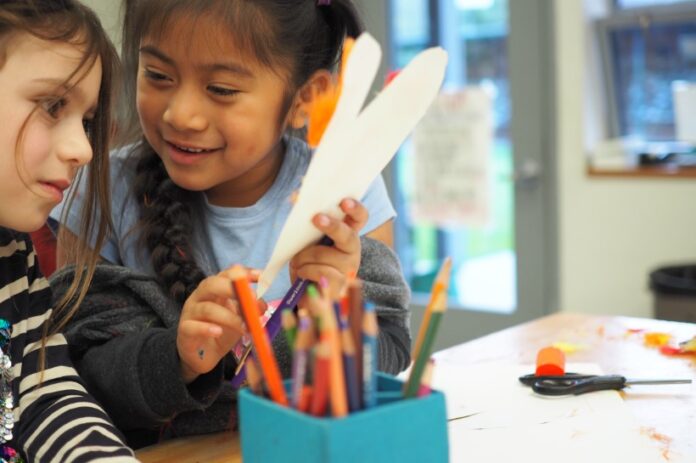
[625,378,693,386]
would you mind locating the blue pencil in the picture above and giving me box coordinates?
[339,316,361,411]
[291,311,312,409]
[362,302,378,409]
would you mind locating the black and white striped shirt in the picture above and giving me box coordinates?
[0,228,136,462]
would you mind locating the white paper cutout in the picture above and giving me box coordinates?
[257,33,448,296]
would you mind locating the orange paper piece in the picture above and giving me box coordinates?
[535,346,565,376]
[307,38,356,148]
[644,332,672,347]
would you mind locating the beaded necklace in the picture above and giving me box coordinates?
[0,319,21,463]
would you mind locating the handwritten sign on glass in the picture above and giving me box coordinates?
[412,88,493,227]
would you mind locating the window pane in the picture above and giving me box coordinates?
[390,0,516,312]
[616,0,694,9]
[391,0,431,68]
[609,19,696,139]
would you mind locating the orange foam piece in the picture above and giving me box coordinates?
[535,346,565,376]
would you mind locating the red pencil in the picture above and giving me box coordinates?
[309,338,331,417]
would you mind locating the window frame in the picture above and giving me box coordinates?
[597,1,696,138]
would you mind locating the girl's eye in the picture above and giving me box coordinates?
[82,118,94,137]
[42,98,67,119]
[144,69,170,82]
[208,85,239,97]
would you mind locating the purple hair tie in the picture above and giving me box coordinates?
[317,0,331,5]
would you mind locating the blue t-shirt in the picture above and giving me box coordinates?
[51,137,396,302]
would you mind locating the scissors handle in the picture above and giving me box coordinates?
[532,375,627,396]
[518,372,592,386]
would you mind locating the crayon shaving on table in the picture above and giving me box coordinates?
[640,427,674,461]
[644,332,672,347]
[551,342,587,354]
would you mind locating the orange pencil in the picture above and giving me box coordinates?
[318,278,348,417]
[230,265,288,406]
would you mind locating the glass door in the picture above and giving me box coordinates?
[386,0,556,348]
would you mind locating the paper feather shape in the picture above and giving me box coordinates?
[257,33,448,297]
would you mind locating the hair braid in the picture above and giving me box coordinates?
[133,144,207,304]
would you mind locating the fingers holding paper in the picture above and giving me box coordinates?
[289,198,367,299]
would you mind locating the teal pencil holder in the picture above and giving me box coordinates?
[238,373,449,463]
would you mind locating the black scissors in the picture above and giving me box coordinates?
[518,373,692,396]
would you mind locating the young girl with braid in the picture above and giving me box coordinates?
[0,1,139,460]
[51,0,412,448]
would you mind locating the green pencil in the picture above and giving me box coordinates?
[282,308,298,350]
[404,289,448,397]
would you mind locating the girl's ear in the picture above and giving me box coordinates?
[288,70,333,130]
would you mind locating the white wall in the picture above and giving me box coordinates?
[81,0,122,49]
[555,0,696,318]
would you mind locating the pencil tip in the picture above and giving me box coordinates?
[307,284,319,299]
[436,257,453,283]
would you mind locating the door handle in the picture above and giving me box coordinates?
[513,159,542,188]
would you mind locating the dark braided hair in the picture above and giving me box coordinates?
[120,0,364,304]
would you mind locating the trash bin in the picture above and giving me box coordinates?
[649,265,696,323]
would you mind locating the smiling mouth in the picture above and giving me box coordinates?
[167,141,219,153]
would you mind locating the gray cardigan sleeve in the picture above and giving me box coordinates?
[358,237,412,374]
[51,265,228,431]
[74,326,226,431]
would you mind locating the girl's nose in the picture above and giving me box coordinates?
[55,118,93,168]
[162,89,208,132]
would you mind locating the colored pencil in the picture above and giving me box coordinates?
[282,308,298,350]
[231,304,285,389]
[245,355,263,396]
[362,302,378,408]
[417,358,435,397]
[298,384,313,413]
[318,278,348,418]
[291,311,312,409]
[306,284,323,320]
[340,316,361,411]
[309,338,331,417]
[347,276,364,399]
[231,265,288,406]
[404,285,448,397]
[410,258,452,362]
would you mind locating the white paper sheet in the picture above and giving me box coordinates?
[430,361,675,463]
[257,33,448,297]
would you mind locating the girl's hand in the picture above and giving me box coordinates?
[177,267,264,383]
[289,198,368,300]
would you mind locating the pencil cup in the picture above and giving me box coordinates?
[239,373,449,463]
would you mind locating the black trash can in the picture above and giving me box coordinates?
[649,265,696,323]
